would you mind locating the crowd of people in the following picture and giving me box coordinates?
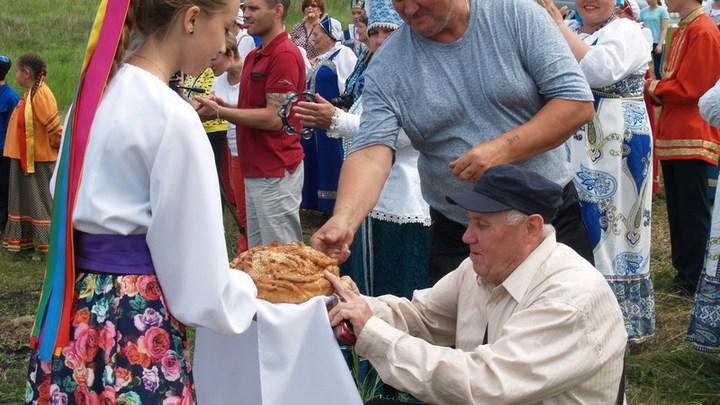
[3,0,720,403]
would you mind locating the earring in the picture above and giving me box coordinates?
[189,29,194,35]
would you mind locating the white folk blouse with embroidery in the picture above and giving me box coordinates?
[311,42,358,95]
[568,18,652,88]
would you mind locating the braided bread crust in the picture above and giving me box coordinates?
[230,242,340,303]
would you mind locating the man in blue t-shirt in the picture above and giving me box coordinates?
[312,0,597,284]
[0,56,21,233]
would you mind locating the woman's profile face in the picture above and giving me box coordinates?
[575,0,615,25]
[357,21,368,43]
[209,52,232,76]
[180,3,238,77]
[367,27,395,52]
[311,26,332,49]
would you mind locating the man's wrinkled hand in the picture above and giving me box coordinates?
[325,271,372,337]
[311,216,353,263]
[449,141,505,183]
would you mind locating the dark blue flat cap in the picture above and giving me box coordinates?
[446,164,563,223]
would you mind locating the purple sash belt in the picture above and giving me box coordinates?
[74,231,155,275]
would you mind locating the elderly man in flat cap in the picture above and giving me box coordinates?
[326,164,627,405]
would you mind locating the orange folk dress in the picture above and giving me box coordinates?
[2,81,62,252]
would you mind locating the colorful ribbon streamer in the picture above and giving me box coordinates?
[30,0,131,361]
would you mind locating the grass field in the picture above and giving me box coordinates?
[2,0,720,404]
[2,202,720,404]
[0,0,352,115]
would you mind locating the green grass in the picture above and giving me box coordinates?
[0,251,45,404]
[623,194,720,405]
[0,0,97,115]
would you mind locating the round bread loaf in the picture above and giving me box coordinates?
[230,241,340,303]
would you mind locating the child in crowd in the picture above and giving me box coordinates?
[209,36,248,254]
[180,67,227,189]
[3,52,61,255]
[25,0,257,403]
[0,56,21,234]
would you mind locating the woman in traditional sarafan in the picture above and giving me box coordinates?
[540,0,656,343]
[300,14,356,212]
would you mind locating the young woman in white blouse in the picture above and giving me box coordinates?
[25,0,257,403]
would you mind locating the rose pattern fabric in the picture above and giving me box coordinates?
[25,273,195,404]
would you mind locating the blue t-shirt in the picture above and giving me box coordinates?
[352,0,593,225]
[640,7,670,44]
[0,83,21,150]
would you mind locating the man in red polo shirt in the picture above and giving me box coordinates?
[197,0,306,248]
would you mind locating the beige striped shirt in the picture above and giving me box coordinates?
[357,231,627,404]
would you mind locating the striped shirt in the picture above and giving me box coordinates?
[358,231,627,404]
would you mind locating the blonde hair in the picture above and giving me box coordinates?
[110,0,234,80]
[224,34,240,59]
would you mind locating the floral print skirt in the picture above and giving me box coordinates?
[25,272,195,405]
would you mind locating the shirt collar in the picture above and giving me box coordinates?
[498,230,557,303]
[679,6,705,28]
[257,32,290,56]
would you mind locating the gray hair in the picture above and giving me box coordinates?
[506,209,554,234]
[505,210,527,226]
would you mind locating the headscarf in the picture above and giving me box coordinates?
[368,0,403,31]
[319,14,343,41]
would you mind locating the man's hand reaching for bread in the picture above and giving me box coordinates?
[325,272,372,338]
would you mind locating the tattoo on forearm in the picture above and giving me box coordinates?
[506,134,520,145]
[267,93,286,109]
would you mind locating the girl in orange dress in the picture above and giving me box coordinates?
[3,52,61,254]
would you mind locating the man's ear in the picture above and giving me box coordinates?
[274,3,285,19]
[526,214,544,238]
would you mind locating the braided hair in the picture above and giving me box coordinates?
[16,52,46,100]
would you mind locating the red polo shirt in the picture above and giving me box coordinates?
[237,32,305,177]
